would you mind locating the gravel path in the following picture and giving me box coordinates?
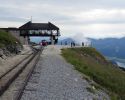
[21,45,110,100]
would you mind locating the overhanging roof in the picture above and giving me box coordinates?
[19,21,59,30]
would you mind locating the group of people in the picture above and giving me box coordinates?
[61,41,84,47]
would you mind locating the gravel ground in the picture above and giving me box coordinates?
[0,45,32,76]
[21,45,110,100]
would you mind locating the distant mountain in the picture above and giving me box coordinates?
[58,38,75,45]
[90,37,125,59]
[60,37,125,59]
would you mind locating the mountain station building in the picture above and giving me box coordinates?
[0,21,60,45]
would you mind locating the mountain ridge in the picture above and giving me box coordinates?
[90,37,125,59]
[60,37,125,59]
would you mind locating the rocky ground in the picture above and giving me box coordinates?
[21,45,110,100]
[0,45,33,76]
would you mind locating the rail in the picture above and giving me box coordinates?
[0,46,42,97]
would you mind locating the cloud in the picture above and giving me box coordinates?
[71,33,91,46]
[0,0,125,38]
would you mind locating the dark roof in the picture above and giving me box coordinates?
[0,27,18,31]
[19,21,59,30]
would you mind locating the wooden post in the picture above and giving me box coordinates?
[51,36,54,45]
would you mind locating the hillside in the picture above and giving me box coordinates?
[0,30,22,57]
[0,30,21,47]
[62,47,125,99]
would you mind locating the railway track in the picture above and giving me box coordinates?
[15,50,41,100]
[0,46,42,99]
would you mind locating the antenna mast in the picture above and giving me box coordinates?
[31,16,32,22]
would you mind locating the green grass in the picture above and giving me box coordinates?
[0,30,21,48]
[62,47,125,100]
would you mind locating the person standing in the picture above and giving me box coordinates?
[65,41,67,45]
[82,42,84,47]
[73,42,75,47]
[71,42,73,47]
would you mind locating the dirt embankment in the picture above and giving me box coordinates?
[0,29,23,59]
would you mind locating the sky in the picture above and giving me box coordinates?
[0,0,125,39]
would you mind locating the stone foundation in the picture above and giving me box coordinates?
[9,30,28,45]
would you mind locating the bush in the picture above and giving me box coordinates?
[0,30,21,48]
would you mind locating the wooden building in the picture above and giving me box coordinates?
[0,21,60,45]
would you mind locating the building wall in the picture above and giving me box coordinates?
[9,30,28,45]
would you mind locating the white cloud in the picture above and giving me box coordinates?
[0,0,125,38]
[0,21,22,28]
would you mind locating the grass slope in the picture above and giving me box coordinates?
[62,47,125,100]
[0,30,21,48]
